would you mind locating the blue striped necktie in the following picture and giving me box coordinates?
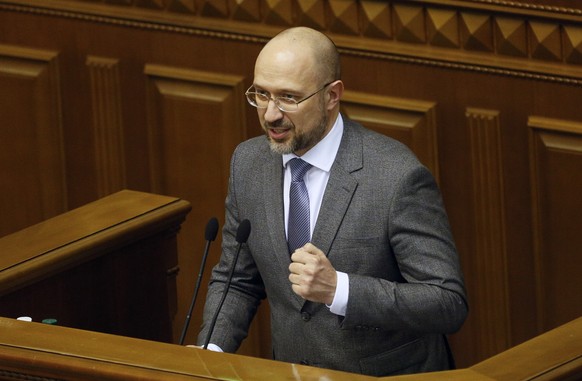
[287,158,313,254]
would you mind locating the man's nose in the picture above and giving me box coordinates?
[263,99,284,123]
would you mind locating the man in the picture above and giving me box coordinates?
[197,26,468,377]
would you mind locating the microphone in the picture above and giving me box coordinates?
[203,219,251,349]
[178,217,219,346]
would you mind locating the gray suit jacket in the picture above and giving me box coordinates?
[198,117,468,377]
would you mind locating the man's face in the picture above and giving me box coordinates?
[253,47,331,156]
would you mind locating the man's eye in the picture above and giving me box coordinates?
[279,94,296,102]
[257,89,269,96]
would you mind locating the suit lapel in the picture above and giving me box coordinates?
[311,119,362,257]
[263,152,288,261]
[304,119,363,313]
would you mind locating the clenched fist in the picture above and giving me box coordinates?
[289,243,337,304]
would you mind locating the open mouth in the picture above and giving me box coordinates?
[268,127,291,140]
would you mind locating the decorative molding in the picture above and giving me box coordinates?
[341,91,440,181]
[393,3,427,44]
[262,0,294,27]
[459,0,582,16]
[427,7,459,48]
[296,0,326,30]
[460,11,494,52]
[86,55,127,197]
[466,108,511,354]
[495,16,528,57]
[359,1,392,39]
[2,0,582,84]
[328,0,359,36]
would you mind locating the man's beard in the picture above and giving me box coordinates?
[264,113,328,155]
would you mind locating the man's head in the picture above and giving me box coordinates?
[249,27,343,156]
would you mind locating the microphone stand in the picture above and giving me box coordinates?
[178,217,218,346]
[203,219,250,349]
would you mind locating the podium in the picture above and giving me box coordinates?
[0,190,191,342]
[0,315,580,380]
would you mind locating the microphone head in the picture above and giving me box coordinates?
[205,217,219,241]
[236,219,251,243]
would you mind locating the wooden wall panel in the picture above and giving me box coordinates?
[0,44,66,237]
[341,91,439,180]
[528,116,582,332]
[143,64,268,352]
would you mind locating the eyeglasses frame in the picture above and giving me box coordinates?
[245,82,334,113]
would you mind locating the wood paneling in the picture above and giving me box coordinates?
[466,108,510,360]
[0,44,66,236]
[144,64,245,195]
[341,91,439,180]
[143,63,269,351]
[1,0,581,371]
[87,55,127,197]
[528,116,582,332]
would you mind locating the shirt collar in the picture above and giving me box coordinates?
[282,113,344,172]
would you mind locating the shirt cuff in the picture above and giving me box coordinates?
[205,343,224,352]
[327,271,349,316]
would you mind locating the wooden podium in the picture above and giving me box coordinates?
[0,316,580,380]
[0,190,191,342]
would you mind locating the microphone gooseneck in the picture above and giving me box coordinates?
[179,217,219,346]
[203,219,251,349]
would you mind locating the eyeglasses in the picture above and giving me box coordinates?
[245,82,333,113]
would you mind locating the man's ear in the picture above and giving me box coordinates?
[327,80,344,110]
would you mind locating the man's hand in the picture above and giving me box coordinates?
[289,243,337,304]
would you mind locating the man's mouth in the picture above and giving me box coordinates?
[267,127,291,140]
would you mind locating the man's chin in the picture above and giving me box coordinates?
[268,138,295,155]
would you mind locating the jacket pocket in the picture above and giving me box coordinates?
[359,338,427,376]
[333,236,385,250]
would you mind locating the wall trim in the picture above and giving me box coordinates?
[2,0,582,85]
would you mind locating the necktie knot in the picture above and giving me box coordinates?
[289,158,312,182]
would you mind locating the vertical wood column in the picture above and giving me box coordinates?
[466,108,511,358]
[86,56,127,197]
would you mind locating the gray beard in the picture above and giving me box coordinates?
[266,113,328,155]
[268,137,296,155]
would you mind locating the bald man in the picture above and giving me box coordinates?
[197,27,467,377]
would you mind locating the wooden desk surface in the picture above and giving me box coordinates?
[0,310,580,380]
[0,317,378,381]
[0,189,191,295]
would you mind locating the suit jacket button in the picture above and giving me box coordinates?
[301,312,311,322]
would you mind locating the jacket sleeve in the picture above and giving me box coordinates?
[340,164,468,334]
